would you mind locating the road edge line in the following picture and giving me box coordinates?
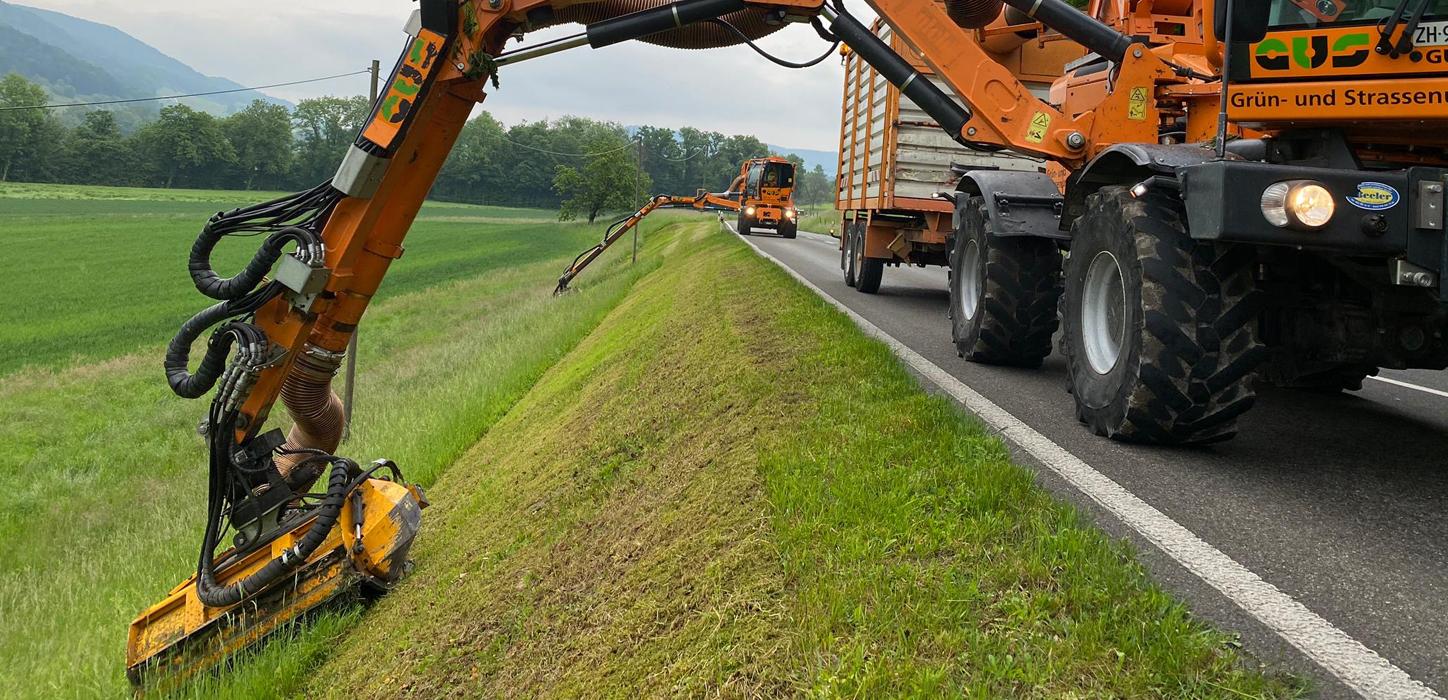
[1368,375,1448,399]
[729,223,1440,700]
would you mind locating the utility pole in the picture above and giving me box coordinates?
[344,59,380,442]
[633,138,642,263]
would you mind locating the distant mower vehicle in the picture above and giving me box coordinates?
[735,156,800,238]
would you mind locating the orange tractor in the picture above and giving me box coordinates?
[732,156,800,237]
[130,0,1448,683]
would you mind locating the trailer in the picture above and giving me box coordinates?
[834,19,1079,294]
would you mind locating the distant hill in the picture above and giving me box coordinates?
[769,145,837,175]
[0,1,285,122]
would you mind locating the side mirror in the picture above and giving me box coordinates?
[1214,1,1271,44]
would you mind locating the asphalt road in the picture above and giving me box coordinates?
[749,229,1447,699]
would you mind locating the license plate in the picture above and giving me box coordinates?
[1413,20,1448,47]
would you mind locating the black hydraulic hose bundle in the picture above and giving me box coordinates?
[164,283,282,398]
[159,179,356,608]
[195,454,353,608]
[189,226,321,301]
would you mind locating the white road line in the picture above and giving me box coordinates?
[728,223,1441,700]
[1368,375,1448,399]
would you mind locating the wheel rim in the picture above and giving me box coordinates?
[1081,251,1126,375]
[958,240,982,322]
[854,229,864,271]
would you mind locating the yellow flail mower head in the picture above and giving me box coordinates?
[125,460,426,689]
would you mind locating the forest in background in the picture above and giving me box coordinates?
[0,73,836,207]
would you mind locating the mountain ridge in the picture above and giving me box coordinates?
[0,0,286,119]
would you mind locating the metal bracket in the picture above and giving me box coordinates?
[332,145,390,199]
[404,9,422,37]
[276,254,331,313]
[1392,258,1438,289]
[1416,180,1444,230]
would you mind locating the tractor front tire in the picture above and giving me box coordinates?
[950,196,1061,367]
[737,213,752,236]
[1062,186,1265,444]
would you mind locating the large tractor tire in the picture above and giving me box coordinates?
[950,196,1062,368]
[1062,186,1265,444]
[843,221,859,287]
[737,212,752,236]
[780,221,798,239]
[853,223,884,294]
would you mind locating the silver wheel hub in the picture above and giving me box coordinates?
[959,240,982,322]
[1082,251,1126,375]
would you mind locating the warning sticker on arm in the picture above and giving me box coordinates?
[1026,112,1051,144]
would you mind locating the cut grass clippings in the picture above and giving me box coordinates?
[295,221,1301,698]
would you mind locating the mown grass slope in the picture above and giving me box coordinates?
[299,221,1299,698]
[0,184,668,698]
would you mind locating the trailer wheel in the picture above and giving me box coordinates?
[737,212,752,236]
[844,222,859,287]
[1062,186,1265,444]
[854,224,883,294]
[950,196,1061,367]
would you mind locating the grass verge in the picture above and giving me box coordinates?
[291,221,1299,698]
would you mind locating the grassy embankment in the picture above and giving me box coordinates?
[0,183,666,698]
[276,221,1294,698]
[797,207,841,236]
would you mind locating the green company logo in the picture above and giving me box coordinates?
[1255,33,1371,70]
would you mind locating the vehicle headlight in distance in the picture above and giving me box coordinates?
[1261,180,1334,229]
[786,208,797,219]
[745,206,756,216]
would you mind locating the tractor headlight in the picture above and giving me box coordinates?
[785,208,796,219]
[1261,181,1334,230]
[745,206,756,216]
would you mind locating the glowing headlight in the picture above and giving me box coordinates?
[785,209,796,219]
[1261,181,1335,230]
[745,206,756,216]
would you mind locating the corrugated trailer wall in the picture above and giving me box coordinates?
[836,23,1043,215]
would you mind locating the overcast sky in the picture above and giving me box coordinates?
[27,0,877,151]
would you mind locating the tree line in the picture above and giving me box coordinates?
[0,72,835,207]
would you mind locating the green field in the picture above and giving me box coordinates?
[0,184,1296,698]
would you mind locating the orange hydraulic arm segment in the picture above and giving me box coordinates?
[555,191,740,294]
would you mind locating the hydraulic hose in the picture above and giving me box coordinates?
[547,0,783,50]
[189,225,319,300]
[195,458,351,608]
[165,307,245,399]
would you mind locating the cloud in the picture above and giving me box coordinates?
[20,0,882,151]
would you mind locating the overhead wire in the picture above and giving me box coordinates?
[0,69,373,112]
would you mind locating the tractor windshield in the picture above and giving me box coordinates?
[1269,0,1448,29]
[762,162,794,190]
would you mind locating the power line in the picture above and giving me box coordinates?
[496,135,642,158]
[0,69,373,113]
